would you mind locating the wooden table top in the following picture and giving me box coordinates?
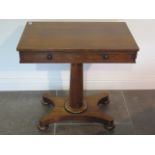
[17,22,139,52]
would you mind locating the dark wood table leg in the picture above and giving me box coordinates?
[65,64,87,114]
[38,63,115,131]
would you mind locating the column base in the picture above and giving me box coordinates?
[64,99,87,114]
[38,92,115,131]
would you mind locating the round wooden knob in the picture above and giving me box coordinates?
[102,54,109,60]
[47,54,53,60]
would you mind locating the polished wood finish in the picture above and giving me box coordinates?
[39,92,114,130]
[17,22,139,131]
[64,63,87,114]
[69,64,83,109]
[19,51,137,63]
[17,22,139,52]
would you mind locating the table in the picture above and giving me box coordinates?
[17,22,139,131]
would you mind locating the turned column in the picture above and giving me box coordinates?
[65,63,87,113]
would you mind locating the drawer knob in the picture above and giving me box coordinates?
[102,54,109,60]
[47,54,53,60]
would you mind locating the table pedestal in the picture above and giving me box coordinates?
[38,64,115,131]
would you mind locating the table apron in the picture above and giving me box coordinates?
[19,51,137,63]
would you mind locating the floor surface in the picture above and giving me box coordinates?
[0,90,155,135]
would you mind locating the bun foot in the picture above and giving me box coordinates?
[37,124,49,131]
[104,121,115,130]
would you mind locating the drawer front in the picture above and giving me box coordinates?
[20,51,137,63]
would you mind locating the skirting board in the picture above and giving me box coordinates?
[0,72,155,91]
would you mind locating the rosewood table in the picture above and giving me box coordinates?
[17,22,139,131]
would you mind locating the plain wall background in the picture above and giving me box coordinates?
[0,19,155,91]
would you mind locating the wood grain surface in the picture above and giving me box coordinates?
[17,22,139,52]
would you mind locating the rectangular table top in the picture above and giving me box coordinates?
[17,22,139,53]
